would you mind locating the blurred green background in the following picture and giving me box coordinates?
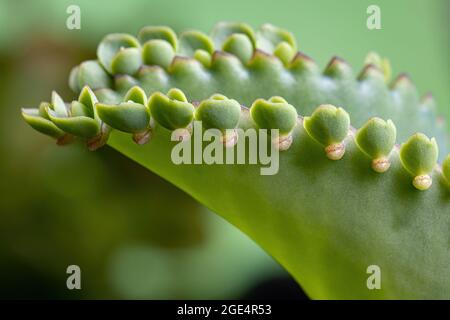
[0,0,448,299]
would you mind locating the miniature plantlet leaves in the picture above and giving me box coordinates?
[111,47,142,75]
[138,26,178,51]
[96,102,150,133]
[179,30,214,56]
[148,89,195,130]
[273,41,296,66]
[124,86,148,106]
[78,86,98,118]
[250,96,298,135]
[303,104,350,146]
[142,39,175,69]
[195,94,241,131]
[70,60,113,93]
[47,109,100,139]
[222,34,254,64]
[21,108,65,138]
[400,133,439,177]
[356,118,396,158]
[51,91,69,117]
[211,22,256,50]
[257,23,297,54]
[97,33,141,73]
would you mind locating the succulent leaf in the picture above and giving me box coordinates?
[110,47,142,75]
[250,97,297,135]
[222,33,254,64]
[211,22,256,50]
[142,39,174,69]
[257,23,297,53]
[303,104,350,145]
[69,60,112,92]
[96,102,150,133]
[148,89,195,130]
[400,133,439,190]
[138,26,178,50]
[21,108,65,139]
[179,30,214,56]
[195,94,241,131]
[97,33,140,73]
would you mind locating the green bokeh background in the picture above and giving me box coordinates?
[0,0,448,299]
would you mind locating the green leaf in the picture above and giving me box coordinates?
[97,33,140,73]
[148,90,195,130]
[142,40,174,69]
[250,96,298,135]
[138,26,178,50]
[179,30,214,56]
[96,102,150,133]
[21,108,65,138]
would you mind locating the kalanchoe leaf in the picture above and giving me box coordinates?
[195,94,241,131]
[70,60,112,93]
[443,155,450,184]
[400,133,438,176]
[356,118,397,172]
[51,91,68,117]
[21,108,65,139]
[93,88,122,104]
[250,96,297,135]
[78,86,98,118]
[273,41,295,66]
[70,101,91,117]
[148,89,195,130]
[256,23,297,54]
[115,74,140,93]
[96,101,150,133]
[211,22,256,50]
[193,49,212,68]
[138,26,178,51]
[142,39,174,69]
[47,110,100,139]
[166,87,188,102]
[289,52,318,74]
[179,30,214,56]
[124,86,148,106]
[303,104,350,160]
[323,56,352,79]
[97,33,140,73]
[304,104,350,146]
[364,51,391,83]
[38,102,51,119]
[222,33,253,64]
[110,47,142,75]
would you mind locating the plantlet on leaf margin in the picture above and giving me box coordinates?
[96,86,151,145]
[356,118,397,173]
[400,133,439,190]
[250,96,298,151]
[195,94,241,147]
[303,104,350,160]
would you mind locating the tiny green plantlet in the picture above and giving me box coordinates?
[22,22,450,299]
